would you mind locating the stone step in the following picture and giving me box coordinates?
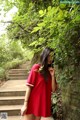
[8,116,54,120]
[0,90,25,97]
[9,69,28,71]
[8,74,27,77]
[8,72,27,75]
[8,69,28,73]
[7,68,29,80]
[0,80,27,93]
[8,77,27,80]
[0,105,22,116]
[8,72,28,76]
[0,96,24,105]
[6,116,22,120]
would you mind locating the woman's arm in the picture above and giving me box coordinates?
[21,86,31,116]
[52,75,57,92]
[23,85,31,105]
[49,67,58,92]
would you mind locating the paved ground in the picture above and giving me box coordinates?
[8,116,54,120]
[0,80,55,120]
[0,80,27,91]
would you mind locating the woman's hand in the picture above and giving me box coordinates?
[49,67,58,92]
[21,104,28,116]
[48,67,55,77]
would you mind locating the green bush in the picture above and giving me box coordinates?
[4,58,25,69]
[0,67,6,79]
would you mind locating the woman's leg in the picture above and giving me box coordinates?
[41,117,54,120]
[23,114,35,120]
[35,116,41,120]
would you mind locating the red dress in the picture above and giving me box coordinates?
[26,64,52,117]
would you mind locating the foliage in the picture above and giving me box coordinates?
[0,1,80,119]
[30,5,80,86]
[6,2,39,47]
[0,34,33,79]
[8,40,24,59]
[2,0,59,47]
[0,67,6,79]
[0,0,80,86]
[0,35,23,65]
[4,58,25,69]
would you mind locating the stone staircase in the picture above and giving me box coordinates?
[7,69,28,80]
[0,67,29,120]
[0,94,24,116]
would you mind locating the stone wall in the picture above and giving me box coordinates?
[62,66,80,120]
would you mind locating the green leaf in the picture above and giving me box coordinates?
[39,10,44,15]
[48,6,51,11]
[29,41,38,47]
[37,22,46,27]
[31,26,42,33]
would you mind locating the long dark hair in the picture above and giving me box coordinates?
[39,47,54,80]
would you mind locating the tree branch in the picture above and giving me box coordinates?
[2,21,30,33]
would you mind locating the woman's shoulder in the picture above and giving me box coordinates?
[31,63,41,70]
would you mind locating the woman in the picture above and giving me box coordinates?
[21,47,58,120]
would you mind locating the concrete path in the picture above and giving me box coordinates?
[8,116,54,120]
[0,80,27,91]
[0,80,53,120]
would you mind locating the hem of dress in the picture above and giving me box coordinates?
[25,112,52,117]
[26,83,34,87]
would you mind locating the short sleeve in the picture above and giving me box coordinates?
[26,64,39,87]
